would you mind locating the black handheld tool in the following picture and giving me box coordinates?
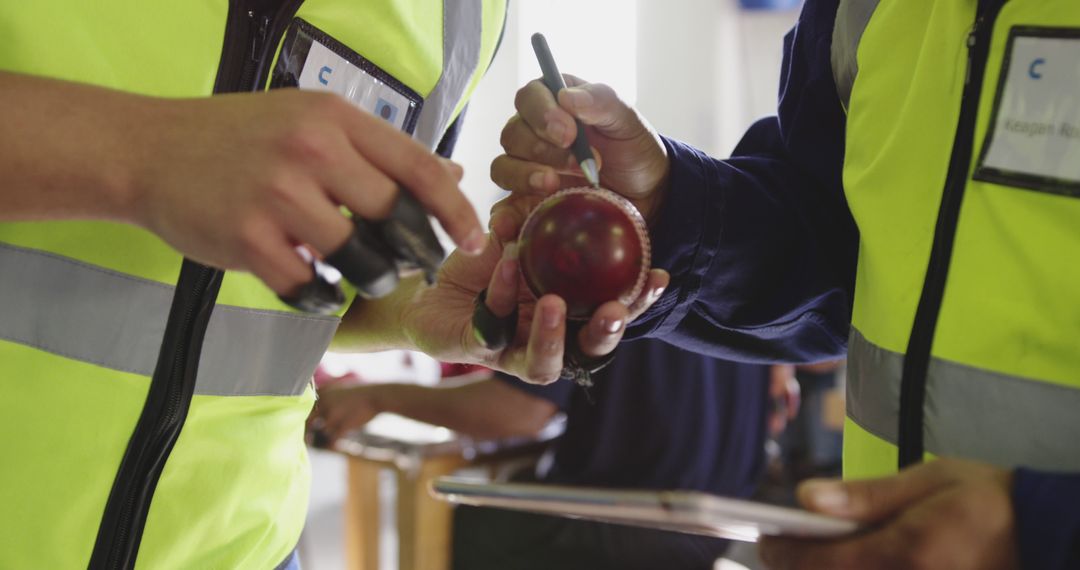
[280,188,445,314]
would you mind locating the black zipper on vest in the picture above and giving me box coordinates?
[897,0,1007,469]
[88,1,302,568]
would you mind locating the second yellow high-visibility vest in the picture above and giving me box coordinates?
[833,0,1080,479]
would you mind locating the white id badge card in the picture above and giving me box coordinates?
[270,19,422,135]
[974,27,1080,198]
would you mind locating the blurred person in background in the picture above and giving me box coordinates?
[314,339,796,570]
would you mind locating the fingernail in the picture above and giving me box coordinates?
[529,171,547,190]
[803,480,849,512]
[500,244,519,284]
[503,242,519,260]
[541,304,562,330]
[546,121,567,144]
[462,228,486,255]
[651,287,666,301]
[600,318,624,334]
[563,87,594,109]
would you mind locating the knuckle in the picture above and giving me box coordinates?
[411,155,449,189]
[370,179,400,213]
[263,169,304,208]
[348,172,397,220]
[499,119,517,150]
[237,220,269,261]
[591,82,618,100]
[373,174,399,200]
[844,482,873,512]
[306,90,348,117]
[280,124,333,164]
[534,337,562,357]
[855,481,890,515]
[590,82,623,111]
[943,487,986,524]
[514,84,534,110]
[923,457,961,483]
[532,140,549,161]
[490,158,509,190]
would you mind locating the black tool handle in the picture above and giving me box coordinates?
[280,188,446,313]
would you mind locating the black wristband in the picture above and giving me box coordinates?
[471,288,519,351]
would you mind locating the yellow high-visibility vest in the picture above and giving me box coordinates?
[834,0,1080,479]
[0,1,505,567]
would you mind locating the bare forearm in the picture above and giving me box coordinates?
[332,275,423,351]
[0,71,147,222]
[375,380,557,439]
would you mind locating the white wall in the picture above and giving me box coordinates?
[451,0,801,228]
[637,0,799,155]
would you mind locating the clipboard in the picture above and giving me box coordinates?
[431,477,859,542]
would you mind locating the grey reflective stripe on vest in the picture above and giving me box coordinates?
[831,0,880,110]
[0,243,338,397]
[414,0,483,148]
[847,328,1080,471]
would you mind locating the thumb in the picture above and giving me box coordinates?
[797,464,952,522]
[557,82,645,141]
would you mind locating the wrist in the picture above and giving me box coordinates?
[636,130,670,226]
[366,384,393,416]
[396,276,435,351]
[370,383,412,417]
[640,167,669,228]
[334,274,423,351]
[116,96,179,230]
[0,73,155,223]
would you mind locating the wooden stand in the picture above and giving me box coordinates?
[334,413,563,570]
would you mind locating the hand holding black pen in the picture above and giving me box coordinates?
[531,33,601,188]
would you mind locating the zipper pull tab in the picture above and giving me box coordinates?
[964,25,979,86]
[250,11,270,62]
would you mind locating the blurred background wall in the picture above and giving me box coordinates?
[450,0,800,234]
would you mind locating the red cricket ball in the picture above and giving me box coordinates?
[517,187,651,319]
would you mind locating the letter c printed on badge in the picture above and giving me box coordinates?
[1029,57,1046,79]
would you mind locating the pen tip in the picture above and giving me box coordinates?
[580,158,600,188]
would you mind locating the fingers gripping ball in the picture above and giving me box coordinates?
[518,188,650,319]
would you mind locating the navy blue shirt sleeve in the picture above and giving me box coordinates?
[625,0,857,365]
[1013,469,1080,569]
